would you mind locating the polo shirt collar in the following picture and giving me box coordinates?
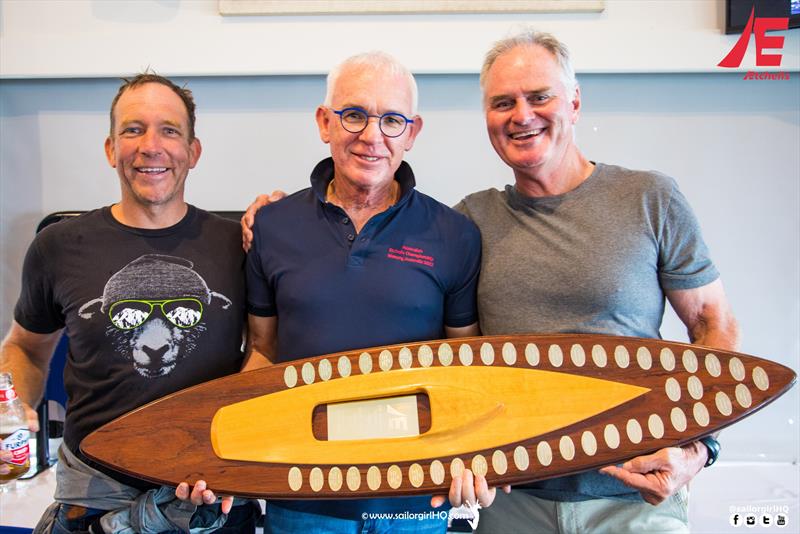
[309,157,417,206]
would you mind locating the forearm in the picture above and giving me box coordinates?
[686,305,740,351]
[1,339,49,407]
[241,314,278,372]
[241,348,274,372]
[667,279,740,352]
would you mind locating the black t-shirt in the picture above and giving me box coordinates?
[14,206,245,477]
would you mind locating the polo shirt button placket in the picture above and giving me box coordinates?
[346,231,365,266]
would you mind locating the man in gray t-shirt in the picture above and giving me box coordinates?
[240,31,740,532]
[452,30,740,534]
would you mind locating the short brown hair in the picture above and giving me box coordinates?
[109,73,197,140]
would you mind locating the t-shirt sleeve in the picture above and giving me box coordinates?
[657,181,720,291]
[452,199,469,218]
[245,214,277,317]
[13,235,64,334]
[443,218,481,328]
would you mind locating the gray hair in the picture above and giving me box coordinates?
[324,51,419,115]
[480,29,578,99]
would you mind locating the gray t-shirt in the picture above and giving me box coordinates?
[455,162,719,501]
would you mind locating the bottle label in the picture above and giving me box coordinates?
[1,429,30,465]
[0,387,18,403]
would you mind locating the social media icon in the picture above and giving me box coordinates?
[746,514,757,527]
[730,513,742,527]
[775,513,787,527]
[761,513,772,526]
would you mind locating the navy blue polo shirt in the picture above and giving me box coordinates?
[247,157,480,361]
[246,157,480,518]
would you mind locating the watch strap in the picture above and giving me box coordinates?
[700,436,721,467]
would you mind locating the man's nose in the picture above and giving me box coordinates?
[358,116,384,142]
[139,130,163,155]
[511,101,535,124]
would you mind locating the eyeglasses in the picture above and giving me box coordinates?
[332,107,414,138]
[108,298,204,330]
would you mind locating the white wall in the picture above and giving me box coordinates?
[1,0,798,77]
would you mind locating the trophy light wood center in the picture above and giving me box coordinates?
[210,366,649,464]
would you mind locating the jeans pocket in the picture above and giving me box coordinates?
[669,486,690,524]
[53,505,103,534]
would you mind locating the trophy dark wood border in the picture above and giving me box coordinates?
[81,334,796,498]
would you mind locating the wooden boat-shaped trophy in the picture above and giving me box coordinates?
[81,334,796,498]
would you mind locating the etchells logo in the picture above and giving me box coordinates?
[718,4,792,80]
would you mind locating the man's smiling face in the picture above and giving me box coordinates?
[105,82,200,209]
[317,63,420,192]
[483,44,580,180]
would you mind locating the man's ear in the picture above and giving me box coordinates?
[211,291,232,310]
[104,137,117,168]
[189,137,202,169]
[78,297,103,319]
[315,106,332,144]
[571,85,582,124]
[404,115,423,151]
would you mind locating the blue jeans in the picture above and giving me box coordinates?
[52,505,105,534]
[265,502,447,534]
[51,502,260,534]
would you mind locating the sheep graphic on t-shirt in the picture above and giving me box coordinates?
[78,254,231,378]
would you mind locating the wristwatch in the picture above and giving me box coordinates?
[700,436,721,467]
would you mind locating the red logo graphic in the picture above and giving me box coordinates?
[718,7,788,68]
[0,387,18,403]
[387,245,435,268]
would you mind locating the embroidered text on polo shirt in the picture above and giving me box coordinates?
[387,245,435,268]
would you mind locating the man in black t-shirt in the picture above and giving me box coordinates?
[0,74,258,533]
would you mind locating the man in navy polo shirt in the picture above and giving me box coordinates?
[243,52,482,533]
